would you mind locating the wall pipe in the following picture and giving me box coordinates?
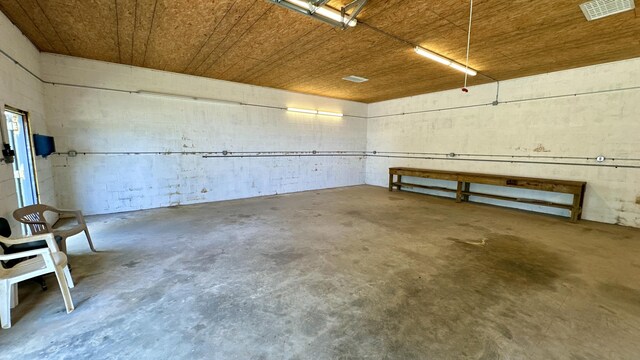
[0,47,367,119]
[54,150,640,162]
[2,45,639,120]
[2,46,639,169]
[49,150,640,169]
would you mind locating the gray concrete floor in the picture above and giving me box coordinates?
[0,185,639,359]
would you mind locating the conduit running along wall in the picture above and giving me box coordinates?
[1,10,639,227]
[41,53,368,215]
[366,59,640,227]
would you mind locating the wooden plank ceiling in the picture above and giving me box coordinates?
[1,0,639,103]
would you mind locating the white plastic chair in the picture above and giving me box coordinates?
[0,233,74,329]
[13,204,97,254]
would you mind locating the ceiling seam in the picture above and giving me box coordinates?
[34,0,71,55]
[192,0,258,75]
[236,1,412,86]
[5,1,637,101]
[11,0,54,51]
[200,3,274,77]
[426,8,469,34]
[275,58,344,89]
[115,0,121,63]
[242,30,332,86]
[141,0,158,67]
[228,25,329,81]
[234,24,332,82]
[181,0,240,73]
[4,43,640,122]
[131,0,137,65]
[269,28,395,89]
[357,20,498,83]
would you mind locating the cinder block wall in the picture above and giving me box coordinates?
[366,58,640,227]
[0,12,56,234]
[41,54,368,215]
[1,11,639,227]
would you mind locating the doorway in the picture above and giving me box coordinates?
[4,107,38,208]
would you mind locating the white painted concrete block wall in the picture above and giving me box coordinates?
[2,11,639,227]
[41,54,368,215]
[366,59,640,227]
[0,12,56,234]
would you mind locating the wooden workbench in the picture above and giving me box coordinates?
[388,167,587,222]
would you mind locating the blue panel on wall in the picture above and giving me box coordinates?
[33,134,56,158]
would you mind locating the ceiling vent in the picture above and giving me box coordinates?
[343,75,369,83]
[580,0,635,21]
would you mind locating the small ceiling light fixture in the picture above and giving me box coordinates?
[580,0,635,21]
[414,47,477,76]
[287,107,343,117]
[271,0,367,29]
[343,75,369,83]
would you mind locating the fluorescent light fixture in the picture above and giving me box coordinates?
[449,62,476,75]
[136,90,241,105]
[281,0,357,27]
[317,111,344,117]
[287,107,318,115]
[414,47,450,65]
[414,47,477,76]
[287,107,343,117]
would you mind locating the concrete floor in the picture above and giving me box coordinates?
[0,185,639,359]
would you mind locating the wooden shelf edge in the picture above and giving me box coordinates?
[393,182,457,193]
[462,191,573,210]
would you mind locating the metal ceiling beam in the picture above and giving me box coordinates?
[271,0,345,28]
[342,0,367,28]
[270,0,367,29]
[309,0,331,15]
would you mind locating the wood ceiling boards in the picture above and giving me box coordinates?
[1,0,639,103]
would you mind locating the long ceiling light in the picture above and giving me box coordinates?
[272,0,361,28]
[414,47,477,76]
[136,90,241,105]
[317,110,344,117]
[287,107,343,117]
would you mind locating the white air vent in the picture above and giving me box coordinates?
[580,0,635,21]
[342,75,369,83]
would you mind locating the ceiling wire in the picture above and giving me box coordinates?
[358,21,414,48]
[358,14,499,84]
[463,0,474,90]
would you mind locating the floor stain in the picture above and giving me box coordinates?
[263,249,305,266]
[362,232,574,356]
[456,222,491,232]
[192,323,206,332]
[447,236,486,246]
[598,283,640,317]
[459,233,571,289]
[4,186,639,360]
[122,260,140,268]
